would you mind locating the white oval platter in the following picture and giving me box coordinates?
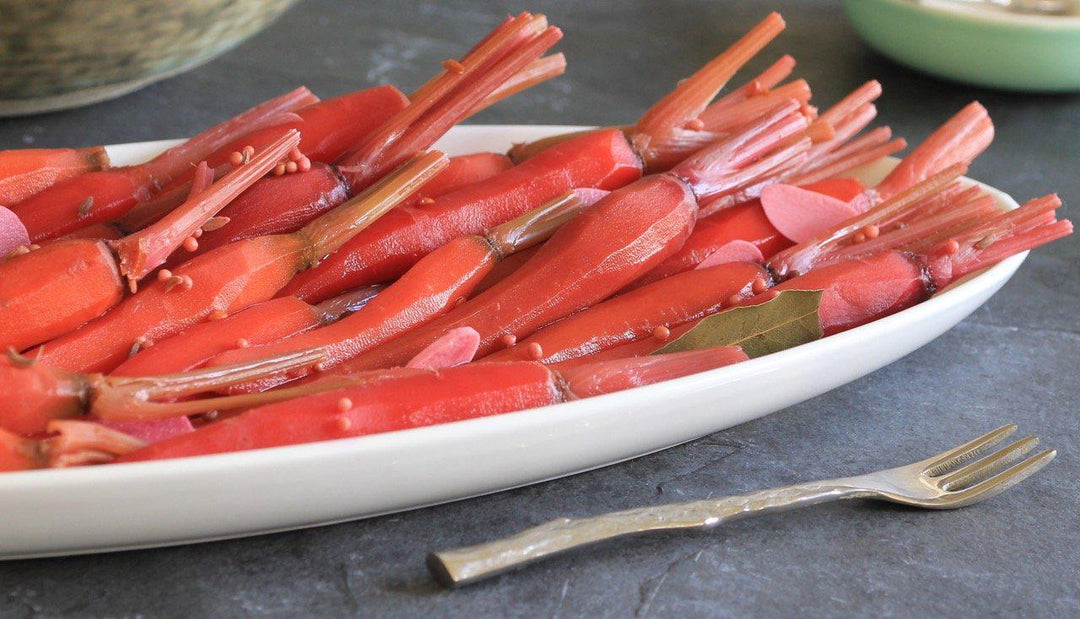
[0,125,1025,559]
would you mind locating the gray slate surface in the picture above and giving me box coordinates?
[1,1,1077,616]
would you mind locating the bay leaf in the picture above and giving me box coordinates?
[652,289,823,358]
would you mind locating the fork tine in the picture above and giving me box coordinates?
[948,449,1056,504]
[923,424,1018,477]
[939,436,1040,491]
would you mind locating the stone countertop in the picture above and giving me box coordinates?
[1,1,1077,616]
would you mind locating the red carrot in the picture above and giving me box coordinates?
[173,85,410,183]
[768,191,1071,334]
[203,189,596,390]
[279,129,642,303]
[484,261,768,364]
[115,348,745,464]
[0,146,110,206]
[10,87,318,241]
[766,197,1070,336]
[626,177,865,290]
[326,101,811,372]
[506,13,789,169]
[111,286,382,376]
[179,152,512,260]
[27,153,448,373]
[0,131,302,352]
[774,251,932,335]
[0,240,123,352]
[0,345,326,436]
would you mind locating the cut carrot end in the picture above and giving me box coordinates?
[807,119,835,143]
[755,54,796,91]
[708,54,797,115]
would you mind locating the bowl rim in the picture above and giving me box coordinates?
[865,0,1080,29]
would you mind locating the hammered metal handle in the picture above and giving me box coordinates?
[429,425,1055,587]
[428,481,863,587]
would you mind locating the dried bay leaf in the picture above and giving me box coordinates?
[652,289,823,358]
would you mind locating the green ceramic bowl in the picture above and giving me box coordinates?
[0,0,298,117]
[843,0,1080,92]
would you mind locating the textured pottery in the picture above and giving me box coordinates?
[0,0,298,116]
[844,0,1080,92]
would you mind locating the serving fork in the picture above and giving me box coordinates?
[429,424,1054,587]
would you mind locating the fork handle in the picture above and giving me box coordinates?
[428,481,866,587]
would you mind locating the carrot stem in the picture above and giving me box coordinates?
[707,54,796,113]
[789,137,907,187]
[338,13,558,191]
[298,151,448,265]
[634,12,787,165]
[141,87,317,183]
[93,347,328,421]
[313,285,386,323]
[470,53,566,117]
[700,79,811,133]
[768,164,968,277]
[111,130,301,287]
[485,188,592,256]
